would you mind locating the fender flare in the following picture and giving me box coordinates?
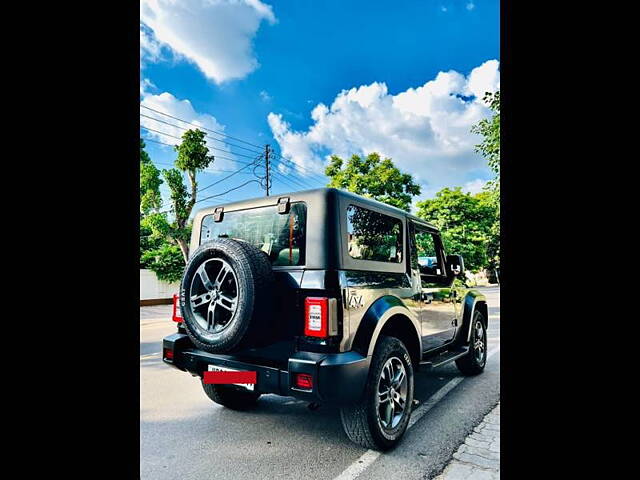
[458,290,488,345]
[351,295,422,358]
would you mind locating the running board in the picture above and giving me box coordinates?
[420,347,469,369]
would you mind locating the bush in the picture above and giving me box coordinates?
[141,243,185,283]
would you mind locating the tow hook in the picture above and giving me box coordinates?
[308,402,321,411]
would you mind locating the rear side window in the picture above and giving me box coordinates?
[346,205,403,263]
[200,203,307,266]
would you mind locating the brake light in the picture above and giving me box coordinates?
[164,348,174,360]
[172,294,183,323]
[304,297,338,338]
[294,373,313,389]
[304,297,328,337]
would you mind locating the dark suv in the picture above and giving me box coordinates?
[163,188,488,450]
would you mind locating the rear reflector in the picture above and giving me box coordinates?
[163,348,174,360]
[172,294,183,323]
[294,373,313,389]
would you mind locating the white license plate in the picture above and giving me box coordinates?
[207,364,255,391]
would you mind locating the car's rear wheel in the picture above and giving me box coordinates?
[201,382,261,410]
[340,336,414,451]
[455,310,487,375]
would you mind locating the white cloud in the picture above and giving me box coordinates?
[140,0,276,83]
[267,59,500,200]
[259,90,272,102]
[466,2,476,11]
[140,91,236,171]
[462,178,486,195]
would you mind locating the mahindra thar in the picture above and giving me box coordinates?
[163,188,488,450]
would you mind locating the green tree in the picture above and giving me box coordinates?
[471,91,500,190]
[415,187,497,272]
[471,91,500,270]
[325,153,421,211]
[162,129,213,262]
[140,139,163,214]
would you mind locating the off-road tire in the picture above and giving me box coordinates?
[340,336,415,451]
[202,382,261,410]
[180,238,274,353]
[455,310,487,375]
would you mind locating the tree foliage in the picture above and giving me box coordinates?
[416,187,497,273]
[141,243,185,283]
[140,139,163,215]
[471,91,500,189]
[163,129,214,262]
[325,153,420,211]
[471,91,500,270]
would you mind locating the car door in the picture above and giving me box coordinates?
[409,222,457,352]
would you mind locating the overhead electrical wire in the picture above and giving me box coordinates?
[140,104,264,149]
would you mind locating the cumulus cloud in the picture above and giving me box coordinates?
[140,91,236,171]
[267,59,500,200]
[140,0,276,83]
[462,179,487,195]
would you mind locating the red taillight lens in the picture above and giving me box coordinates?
[172,294,183,323]
[164,348,174,360]
[294,373,313,389]
[304,297,328,337]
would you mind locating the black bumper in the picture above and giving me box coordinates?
[162,333,370,405]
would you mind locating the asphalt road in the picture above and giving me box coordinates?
[140,286,500,480]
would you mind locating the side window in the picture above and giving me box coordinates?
[347,205,403,263]
[414,227,446,283]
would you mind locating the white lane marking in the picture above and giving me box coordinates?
[332,346,500,480]
[140,352,161,359]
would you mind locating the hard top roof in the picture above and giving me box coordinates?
[193,187,438,231]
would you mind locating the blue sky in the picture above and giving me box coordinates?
[140,0,500,210]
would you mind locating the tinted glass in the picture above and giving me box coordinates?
[347,205,403,263]
[200,203,307,266]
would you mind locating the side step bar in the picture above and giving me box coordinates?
[420,347,469,369]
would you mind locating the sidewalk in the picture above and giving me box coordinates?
[140,304,173,324]
[434,403,500,479]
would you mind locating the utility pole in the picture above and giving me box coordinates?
[265,144,271,196]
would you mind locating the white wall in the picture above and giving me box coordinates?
[140,269,180,300]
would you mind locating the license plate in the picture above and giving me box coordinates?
[207,364,255,391]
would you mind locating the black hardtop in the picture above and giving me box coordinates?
[193,187,438,231]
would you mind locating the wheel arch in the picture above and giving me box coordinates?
[351,295,422,367]
[457,290,488,346]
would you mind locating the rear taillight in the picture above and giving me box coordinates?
[164,348,174,360]
[294,373,313,389]
[172,294,183,323]
[304,297,338,338]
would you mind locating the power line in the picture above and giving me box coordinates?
[197,155,264,194]
[140,104,264,150]
[140,112,264,155]
[140,126,260,161]
[196,179,262,205]
[269,151,327,184]
[141,136,252,165]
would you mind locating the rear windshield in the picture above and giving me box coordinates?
[200,203,307,267]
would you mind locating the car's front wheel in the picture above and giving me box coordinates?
[340,336,415,450]
[455,310,488,375]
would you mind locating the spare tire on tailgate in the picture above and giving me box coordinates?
[179,238,275,353]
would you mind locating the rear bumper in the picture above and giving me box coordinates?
[163,333,370,405]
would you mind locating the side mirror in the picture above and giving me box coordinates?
[447,254,465,276]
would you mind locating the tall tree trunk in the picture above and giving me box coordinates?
[176,238,189,264]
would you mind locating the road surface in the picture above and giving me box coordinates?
[140,286,500,479]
